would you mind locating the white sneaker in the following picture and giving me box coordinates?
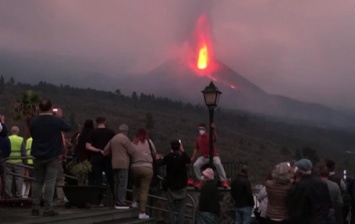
[138,213,150,220]
[131,202,138,208]
[114,202,130,210]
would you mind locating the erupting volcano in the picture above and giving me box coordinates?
[189,15,215,74]
[189,15,238,91]
[124,14,341,126]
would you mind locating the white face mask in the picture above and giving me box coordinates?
[199,130,206,135]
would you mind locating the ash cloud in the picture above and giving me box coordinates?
[0,0,355,111]
[171,0,213,44]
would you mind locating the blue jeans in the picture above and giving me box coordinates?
[235,206,252,224]
[113,169,128,204]
[196,211,219,224]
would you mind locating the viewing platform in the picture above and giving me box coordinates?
[0,206,156,224]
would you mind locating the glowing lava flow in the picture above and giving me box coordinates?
[197,44,208,70]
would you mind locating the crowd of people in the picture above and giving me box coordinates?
[251,160,355,224]
[1,98,355,224]
[0,98,231,221]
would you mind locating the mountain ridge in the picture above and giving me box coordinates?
[128,58,355,128]
[1,51,354,128]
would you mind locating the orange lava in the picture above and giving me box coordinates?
[197,44,208,70]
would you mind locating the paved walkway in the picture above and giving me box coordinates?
[0,207,118,224]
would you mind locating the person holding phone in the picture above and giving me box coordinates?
[30,99,71,216]
[157,139,191,224]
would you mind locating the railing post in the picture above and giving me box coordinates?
[149,189,154,217]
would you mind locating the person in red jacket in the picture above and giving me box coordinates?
[190,123,229,189]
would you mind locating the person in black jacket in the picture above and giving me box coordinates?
[196,167,220,224]
[158,139,190,224]
[287,159,332,224]
[231,164,255,224]
[30,99,71,217]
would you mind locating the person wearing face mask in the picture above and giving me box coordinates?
[190,123,229,189]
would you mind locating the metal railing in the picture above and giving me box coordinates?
[158,161,247,181]
[0,156,78,180]
[0,156,78,198]
[126,188,196,223]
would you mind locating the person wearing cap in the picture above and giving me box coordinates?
[190,123,229,189]
[157,139,191,224]
[103,123,134,209]
[287,158,332,224]
[196,167,220,224]
[231,164,254,224]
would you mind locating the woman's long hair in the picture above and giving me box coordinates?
[74,119,94,161]
[81,119,94,136]
[133,128,148,145]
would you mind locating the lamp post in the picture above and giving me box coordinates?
[202,81,222,167]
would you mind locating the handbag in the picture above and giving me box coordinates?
[147,139,161,188]
[147,138,156,165]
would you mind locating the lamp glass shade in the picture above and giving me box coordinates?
[202,82,222,107]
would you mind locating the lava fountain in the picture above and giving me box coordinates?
[190,15,238,90]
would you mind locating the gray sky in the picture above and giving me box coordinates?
[1,0,355,110]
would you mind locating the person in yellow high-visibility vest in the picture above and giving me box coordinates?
[5,126,25,198]
[22,137,33,198]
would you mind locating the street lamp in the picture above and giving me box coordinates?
[202,81,222,167]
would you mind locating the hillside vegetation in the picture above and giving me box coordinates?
[1,78,355,183]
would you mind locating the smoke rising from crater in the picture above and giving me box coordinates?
[0,0,355,110]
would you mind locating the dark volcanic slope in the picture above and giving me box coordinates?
[135,58,354,128]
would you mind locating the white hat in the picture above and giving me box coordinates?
[119,124,129,132]
[202,168,214,180]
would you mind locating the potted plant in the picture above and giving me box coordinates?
[66,160,91,185]
[63,160,106,208]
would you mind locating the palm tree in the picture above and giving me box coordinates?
[13,90,41,140]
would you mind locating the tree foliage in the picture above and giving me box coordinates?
[69,112,79,132]
[294,147,319,166]
[13,90,41,139]
[0,75,4,94]
[145,112,154,130]
[8,77,15,85]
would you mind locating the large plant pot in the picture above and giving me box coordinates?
[63,185,106,208]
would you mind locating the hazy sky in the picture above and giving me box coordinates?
[1,0,355,110]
